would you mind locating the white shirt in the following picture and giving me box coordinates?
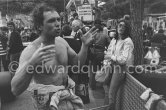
[106,37,134,65]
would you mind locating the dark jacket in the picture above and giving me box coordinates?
[9,31,24,54]
[151,33,166,44]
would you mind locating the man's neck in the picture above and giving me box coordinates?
[40,34,55,45]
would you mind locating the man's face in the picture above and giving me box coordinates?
[8,25,14,32]
[73,25,80,32]
[42,11,61,38]
[72,20,82,32]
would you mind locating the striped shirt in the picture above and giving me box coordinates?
[0,41,7,56]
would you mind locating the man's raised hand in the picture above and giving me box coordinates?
[81,26,98,46]
[29,43,56,65]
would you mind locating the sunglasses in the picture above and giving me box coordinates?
[118,23,125,28]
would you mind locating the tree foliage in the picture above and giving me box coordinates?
[101,0,166,20]
[102,1,130,20]
[149,2,166,13]
[0,0,65,16]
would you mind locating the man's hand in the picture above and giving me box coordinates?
[29,43,56,65]
[81,26,98,46]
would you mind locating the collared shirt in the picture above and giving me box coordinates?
[63,36,74,39]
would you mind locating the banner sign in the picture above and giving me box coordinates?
[78,5,93,21]
[75,0,95,6]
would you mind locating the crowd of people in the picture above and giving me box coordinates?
[0,22,24,72]
[0,3,137,110]
[143,23,166,45]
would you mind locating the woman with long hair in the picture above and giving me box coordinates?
[104,19,134,109]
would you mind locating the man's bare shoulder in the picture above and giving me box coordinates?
[56,36,69,46]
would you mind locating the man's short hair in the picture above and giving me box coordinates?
[31,3,56,30]
[7,21,15,28]
[73,13,78,18]
[62,24,72,36]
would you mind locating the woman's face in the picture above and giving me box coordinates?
[118,21,126,35]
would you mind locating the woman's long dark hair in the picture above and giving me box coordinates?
[115,19,131,40]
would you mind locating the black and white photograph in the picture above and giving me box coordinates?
[0,0,166,110]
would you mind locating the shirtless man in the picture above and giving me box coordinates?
[11,3,97,97]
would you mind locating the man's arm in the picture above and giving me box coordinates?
[77,26,98,66]
[77,43,88,66]
[68,42,88,67]
[11,43,56,96]
[11,45,35,96]
[68,26,98,66]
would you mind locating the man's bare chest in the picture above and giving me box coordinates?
[33,41,68,73]
[44,43,68,68]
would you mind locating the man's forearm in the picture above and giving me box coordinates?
[77,43,88,67]
[11,61,34,96]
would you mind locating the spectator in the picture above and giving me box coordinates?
[151,28,166,44]
[89,19,110,90]
[62,24,90,104]
[104,19,134,109]
[143,23,148,40]
[73,13,79,20]
[7,21,24,63]
[71,19,83,41]
[146,26,153,40]
[62,24,81,53]
[0,27,9,71]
